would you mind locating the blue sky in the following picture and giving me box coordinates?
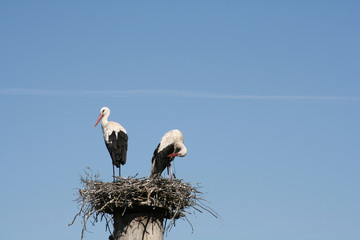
[1,1,359,240]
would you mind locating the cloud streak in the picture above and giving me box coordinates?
[1,88,359,101]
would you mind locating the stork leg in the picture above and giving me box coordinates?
[119,165,121,178]
[112,164,115,182]
[169,164,173,180]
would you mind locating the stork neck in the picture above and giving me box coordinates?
[101,113,110,127]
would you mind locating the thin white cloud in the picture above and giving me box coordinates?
[0,88,359,101]
[0,88,71,96]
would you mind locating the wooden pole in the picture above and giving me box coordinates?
[112,211,164,240]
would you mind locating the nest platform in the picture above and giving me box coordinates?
[69,174,217,239]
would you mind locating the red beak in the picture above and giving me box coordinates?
[94,114,104,127]
[167,153,179,158]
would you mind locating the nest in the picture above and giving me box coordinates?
[69,172,218,239]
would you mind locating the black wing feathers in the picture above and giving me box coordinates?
[105,131,128,167]
[151,144,161,164]
[150,144,175,178]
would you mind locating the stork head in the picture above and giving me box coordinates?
[177,144,187,157]
[95,107,110,127]
[167,142,187,158]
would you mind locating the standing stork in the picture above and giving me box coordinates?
[150,129,187,179]
[95,107,128,180]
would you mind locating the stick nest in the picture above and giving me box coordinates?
[69,172,218,239]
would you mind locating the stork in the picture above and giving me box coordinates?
[95,107,128,181]
[150,129,187,179]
